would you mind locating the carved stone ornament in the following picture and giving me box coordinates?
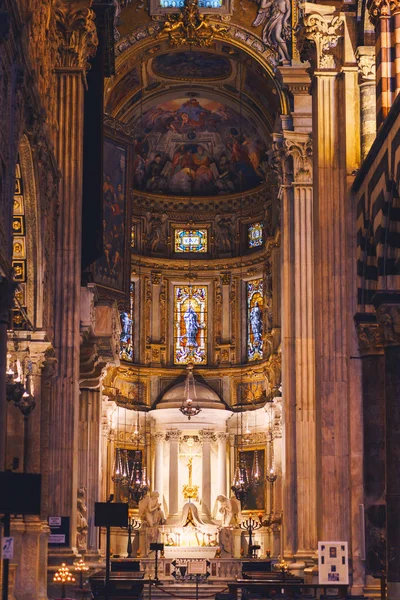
[376,304,400,345]
[356,322,384,355]
[162,0,228,47]
[54,0,98,70]
[283,136,313,183]
[368,0,391,23]
[296,5,344,72]
[355,46,376,82]
[166,428,182,441]
[76,487,88,551]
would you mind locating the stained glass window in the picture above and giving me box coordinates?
[120,282,134,361]
[247,278,263,361]
[248,222,263,248]
[174,229,207,253]
[174,285,207,364]
[160,0,222,6]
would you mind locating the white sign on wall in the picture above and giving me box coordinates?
[318,541,349,585]
[2,537,14,560]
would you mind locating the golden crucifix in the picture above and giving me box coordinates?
[182,457,199,500]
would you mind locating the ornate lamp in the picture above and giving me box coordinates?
[128,410,149,503]
[179,363,201,420]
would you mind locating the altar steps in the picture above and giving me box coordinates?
[144,582,229,600]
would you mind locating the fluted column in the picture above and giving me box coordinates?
[154,432,165,497]
[369,0,393,125]
[283,134,317,557]
[78,388,101,554]
[200,430,214,517]
[167,429,181,517]
[48,0,97,552]
[216,433,228,497]
[356,47,377,160]
[298,5,356,542]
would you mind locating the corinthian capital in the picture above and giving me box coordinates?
[54,0,98,70]
[283,134,313,184]
[355,46,376,82]
[376,304,400,346]
[297,3,344,72]
[368,0,391,23]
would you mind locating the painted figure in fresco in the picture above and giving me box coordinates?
[250,302,263,344]
[184,305,199,347]
[215,214,235,253]
[145,154,168,193]
[252,0,291,63]
[215,155,236,194]
[146,212,168,253]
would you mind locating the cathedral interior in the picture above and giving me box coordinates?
[1,0,400,598]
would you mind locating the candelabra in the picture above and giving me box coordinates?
[53,563,76,599]
[126,517,141,557]
[74,558,89,589]
[239,514,262,558]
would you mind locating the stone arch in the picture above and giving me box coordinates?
[18,134,44,329]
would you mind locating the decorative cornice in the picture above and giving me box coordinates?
[54,0,98,71]
[296,4,344,72]
[355,46,376,82]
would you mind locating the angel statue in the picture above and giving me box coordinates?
[216,494,241,527]
[252,0,291,63]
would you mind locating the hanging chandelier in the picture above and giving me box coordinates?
[179,363,201,420]
[251,449,262,487]
[231,452,251,502]
[128,410,149,503]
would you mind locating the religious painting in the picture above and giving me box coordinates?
[174,229,208,253]
[105,68,140,114]
[248,222,264,248]
[239,449,266,511]
[174,285,207,364]
[132,96,267,196]
[120,282,134,362]
[94,138,127,291]
[152,52,231,80]
[234,380,268,408]
[247,278,264,361]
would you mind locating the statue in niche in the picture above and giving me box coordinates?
[252,0,291,63]
[138,491,165,527]
[217,494,241,527]
[145,212,168,253]
[184,305,199,347]
[250,302,263,344]
[76,487,88,551]
[215,215,235,254]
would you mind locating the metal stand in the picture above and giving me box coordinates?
[1,513,10,600]
[105,525,111,600]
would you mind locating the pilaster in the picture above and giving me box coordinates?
[355,47,377,160]
[199,429,214,518]
[49,0,98,555]
[166,429,181,517]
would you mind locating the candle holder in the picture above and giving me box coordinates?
[74,558,89,589]
[53,563,76,599]
[127,517,141,557]
[239,514,262,557]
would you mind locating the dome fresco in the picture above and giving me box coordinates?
[132,96,269,196]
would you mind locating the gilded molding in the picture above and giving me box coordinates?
[296,6,344,72]
[54,0,98,70]
[376,304,400,346]
[355,322,384,355]
[355,46,376,82]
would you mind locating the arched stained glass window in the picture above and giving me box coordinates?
[174,229,207,253]
[247,278,263,361]
[174,285,207,364]
[248,222,263,248]
[120,282,134,361]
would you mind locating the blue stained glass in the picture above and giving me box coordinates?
[120,282,134,361]
[160,0,222,7]
[247,278,263,361]
[248,222,263,248]
[175,229,207,253]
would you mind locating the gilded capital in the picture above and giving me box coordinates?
[296,4,344,72]
[355,321,384,355]
[355,46,376,82]
[54,0,98,70]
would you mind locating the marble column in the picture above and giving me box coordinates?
[154,432,165,498]
[283,133,317,558]
[200,429,214,517]
[375,297,400,599]
[167,429,181,517]
[355,47,377,160]
[298,5,356,542]
[216,433,228,497]
[48,0,97,553]
[354,314,385,578]
[78,388,101,554]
